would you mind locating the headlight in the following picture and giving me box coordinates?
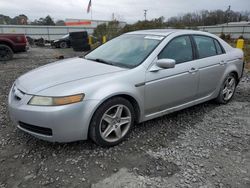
[28,94,84,106]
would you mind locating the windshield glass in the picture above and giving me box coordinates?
[85,34,164,68]
[62,34,69,39]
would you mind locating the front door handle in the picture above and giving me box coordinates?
[220,60,227,65]
[189,67,199,73]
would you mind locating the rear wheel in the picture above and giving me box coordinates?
[0,44,13,61]
[89,97,135,147]
[216,73,237,104]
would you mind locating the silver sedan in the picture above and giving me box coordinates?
[8,29,244,146]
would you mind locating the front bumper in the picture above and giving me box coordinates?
[8,86,100,143]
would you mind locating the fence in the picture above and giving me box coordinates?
[0,25,95,41]
[198,25,250,39]
[1,24,250,41]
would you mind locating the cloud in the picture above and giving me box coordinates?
[0,0,249,23]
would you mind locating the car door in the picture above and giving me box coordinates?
[144,35,199,116]
[192,35,226,98]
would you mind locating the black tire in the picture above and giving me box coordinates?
[89,97,135,147]
[215,73,237,104]
[0,44,14,61]
[59,42,68,48]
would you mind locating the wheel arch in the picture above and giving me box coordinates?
[91,94,141,123]
[221,64,241,85]
[0,40,14,51]
[113,94,141,123]
[87,93,142,139]
[230,71,239,84]
[214,64,241,99]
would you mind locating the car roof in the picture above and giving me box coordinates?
[126,29,211,37]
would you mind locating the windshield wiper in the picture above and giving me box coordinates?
[85,57,132,69]
[85,58,114,66]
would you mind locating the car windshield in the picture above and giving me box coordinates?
[85,34,164,68]
[62,34,69,39]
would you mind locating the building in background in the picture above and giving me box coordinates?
[199,21,250,39]
[219,21,250,26]
[65,19,126,28]
[0,19,126,41]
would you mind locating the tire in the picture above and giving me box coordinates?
[0,44,14,61]
[89,97,135,147]
[59,42,68,48]
[215,73,237,104]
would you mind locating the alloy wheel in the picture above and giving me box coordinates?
[222,75,236,101]
[99,104,132,143]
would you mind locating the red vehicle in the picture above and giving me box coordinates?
[0,34,28,61]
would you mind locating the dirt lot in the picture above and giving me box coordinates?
[0,47,250,188]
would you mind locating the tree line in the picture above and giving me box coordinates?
[0,14,65,26]
[167,10,250,28]
[93,9,250,40]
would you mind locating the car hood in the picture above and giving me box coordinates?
[16,57,126,94]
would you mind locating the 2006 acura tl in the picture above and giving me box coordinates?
[8,29,244,146]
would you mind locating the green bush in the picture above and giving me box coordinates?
[93,17,167,41]
[220,32,226,40]
[225,34,231,40]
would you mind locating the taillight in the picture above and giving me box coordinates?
[25,36,28,44]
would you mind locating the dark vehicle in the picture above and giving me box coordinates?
[0,33,28,61]
[51,34,71,49]
[69,31,91,52]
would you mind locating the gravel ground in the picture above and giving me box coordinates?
[0,47,250,188]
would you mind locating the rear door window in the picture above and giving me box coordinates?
[193,35,217,59]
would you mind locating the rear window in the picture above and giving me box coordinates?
[214,39,224,55]
[193,35,217,59]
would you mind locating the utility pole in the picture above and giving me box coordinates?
[144,10,148,21]
[226,5,231,25]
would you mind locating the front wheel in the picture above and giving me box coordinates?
[59,42,68,48]
[216,73,237,104]
[89,97,135,147]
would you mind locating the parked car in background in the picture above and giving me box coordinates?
[51,34,71,49]
[8,29,244,146]
[0,34,28,61]
[69,31,90,52]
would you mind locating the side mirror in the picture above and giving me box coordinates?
[156,59,176,69]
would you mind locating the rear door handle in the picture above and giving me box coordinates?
[189,67,199,73]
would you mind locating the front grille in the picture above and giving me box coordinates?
[19,122,52,136]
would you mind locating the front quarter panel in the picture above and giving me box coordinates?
[37,66,146,122]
